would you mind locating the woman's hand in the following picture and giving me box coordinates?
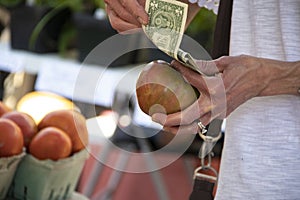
[152,55,300,134]
[105,0,148,33]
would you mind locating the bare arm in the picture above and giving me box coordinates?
[181,0,202,29]
[152,56,300,134]
[256,58,300,96]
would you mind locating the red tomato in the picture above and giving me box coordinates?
[0,118,24,157]
[2,111,38,148]
[29,127,72,160]
[38,109,88,153]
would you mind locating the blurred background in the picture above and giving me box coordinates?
[0,1,222,200]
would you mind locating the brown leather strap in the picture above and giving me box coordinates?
[206,0,233,150]
[190,1,233,200]
[211,0,233,59]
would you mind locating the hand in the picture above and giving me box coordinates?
[105,0,148,33]
[152,55,274,134]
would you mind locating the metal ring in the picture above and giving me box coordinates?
[197,121,207,134]
[198,131,222,143]
[197,120,222,143]
[193,165,218,182]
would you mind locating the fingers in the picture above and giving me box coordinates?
[214,55,241,72]
[194,59,220,75]
[120,0,148,25]
[150,58,231,135]
[105,0,148,33]
[153,112,211,135]
[106,6,139,33]
[106,5,140,33]
[151,102,198,127]
[163,121,199,135]
[171,58,221,76]
[171,56,233,76]
[170,60,209,94]
[152,96,212,127]
[150,73,225,134]
[171,60,225,97]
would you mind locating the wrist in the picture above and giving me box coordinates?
[258,59,300,96]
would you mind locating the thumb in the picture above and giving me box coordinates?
[125,0,148,25]
[170,60,209,93]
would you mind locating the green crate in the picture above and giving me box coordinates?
[10,149,89,200]
[0,152,26,200]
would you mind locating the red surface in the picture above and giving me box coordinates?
[77,143,220,200]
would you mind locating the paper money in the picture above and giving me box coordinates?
[143,0,187,59]
[177,49,201,73]
[143,0,206,75]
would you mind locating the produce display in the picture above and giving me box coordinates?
[136,60,199,116]
[0,100,90,200]
[38,109,89,153]
[0,101,88,160]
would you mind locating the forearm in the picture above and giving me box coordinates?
[259,58,300,96]
[187,2,201,28]
[179,0,201,29]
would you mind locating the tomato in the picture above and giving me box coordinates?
[2,111,38,148]
[0,118,24,157]
[29,127,72,160]
[38,110,88,153]
[136,60,198,115]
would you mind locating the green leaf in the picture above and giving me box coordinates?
[0,0,23,7]
[29,4,68,51]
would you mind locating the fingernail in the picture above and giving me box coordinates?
[170,60,179,66]
[152,113,167,125]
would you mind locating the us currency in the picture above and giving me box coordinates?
[143,0,204,74]
[143,0,187,60]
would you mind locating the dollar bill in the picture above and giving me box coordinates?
[143,0,188,60]
[143,0,206,75]
[177,49,201,73]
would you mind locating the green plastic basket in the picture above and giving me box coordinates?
[10,149,89,200]
[0,152,26,200]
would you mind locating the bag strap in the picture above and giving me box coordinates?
[206,0,233,151]
[206,0,233,161]
[205,0,233,161]
[189,1,233,199]
[211,0,233,59]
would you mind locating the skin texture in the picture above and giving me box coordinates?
[152,56,300,134]
[105,0,147,33]
[105,1,300,134]
[105,0,200,33]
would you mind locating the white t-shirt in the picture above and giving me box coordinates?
[190,0,300,199]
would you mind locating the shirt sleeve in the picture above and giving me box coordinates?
[188,0,219,14]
